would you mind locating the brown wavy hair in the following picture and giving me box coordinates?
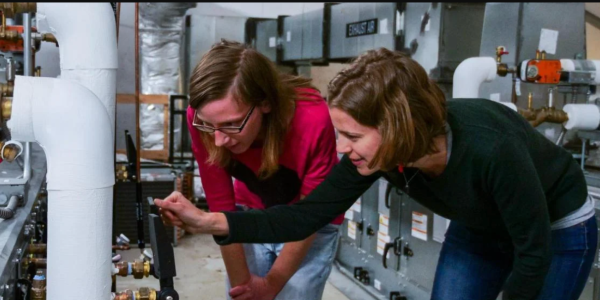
[189,39,317,179]
[327,48,447,171]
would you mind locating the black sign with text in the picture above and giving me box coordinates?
[346,19,378,38]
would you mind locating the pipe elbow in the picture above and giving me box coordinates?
[452,57,497,99]
[36,3,118,70]
[8,76,114,190]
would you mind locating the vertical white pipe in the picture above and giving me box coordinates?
[8,76,114,300]
[27,3,117,299]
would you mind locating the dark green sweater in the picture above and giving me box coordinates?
[217,99,588,300]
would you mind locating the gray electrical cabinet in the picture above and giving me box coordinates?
[280,8,327,63]
[180,15,248,94]
[328,3,400,61]
[245,18,278,62]
[333,3,488,299]
[403,2,486,84]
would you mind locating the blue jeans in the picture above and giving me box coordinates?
[431,216,598,300]
[225,223,340,300]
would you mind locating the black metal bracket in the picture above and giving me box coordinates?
[148,198,179,300]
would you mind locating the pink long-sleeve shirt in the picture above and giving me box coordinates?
[187,88,344,225]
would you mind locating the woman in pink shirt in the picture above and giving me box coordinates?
[181,39,343,300]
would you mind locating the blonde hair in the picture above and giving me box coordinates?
[328,48,447,171]
[189,40,317,179]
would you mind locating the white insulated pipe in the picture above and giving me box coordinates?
[452,57,497,99]
[563,104,600,130]
[36,3,118,136]
[5,3,118,300]
[452,57,518,111]
[8,76,114,299]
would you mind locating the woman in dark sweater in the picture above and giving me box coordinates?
[155,48,597,300]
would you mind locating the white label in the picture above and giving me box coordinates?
[490,93,501,102]
[379,214,389,236]
[379,18,389,34]
[421,14,431,32]
[411,212,428,241]
[374,279,382,291]
[344,210,354,220]
[351,198,362,213]
[286,31,291,42]
[538,28,559,55]
[515,79,522,96]
[348,221,357,240]
[268,37,276,48]
[376,231,391,257]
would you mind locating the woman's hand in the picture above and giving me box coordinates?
[154,191,229,235]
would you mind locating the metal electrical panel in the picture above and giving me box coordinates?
[404,3,486,83]
[180,15,247,93]
[328,3,399,60]
[280,9,327,63]
[251,19,278,62]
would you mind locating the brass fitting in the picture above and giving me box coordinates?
[497,63,509,77]
[113,290,134,300]
[1,141,20,162]
[31,270,46,300]
[35,66,41,77]
[518,93,536,121]
[42,33,57,46]
[1,3,37,18]
[496,46,508,63]
[541,50,547,60]
[136,287,157,300]
[28,258,47,269]
[0,83,14,97]
[2,97,12,120]
[0,29,20,42]
[132,259,151,279]
[536,49,540,60]
[115,261,129,277]
[28,243,47,255]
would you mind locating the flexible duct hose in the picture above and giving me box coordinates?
[0,195,19,219]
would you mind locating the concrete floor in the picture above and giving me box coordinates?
[115,233,352,300]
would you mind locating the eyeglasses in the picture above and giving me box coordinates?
[192,105,256,134]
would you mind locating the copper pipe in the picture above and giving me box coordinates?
[135,2,141,184]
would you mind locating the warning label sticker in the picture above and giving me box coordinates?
[412,211,428,241]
